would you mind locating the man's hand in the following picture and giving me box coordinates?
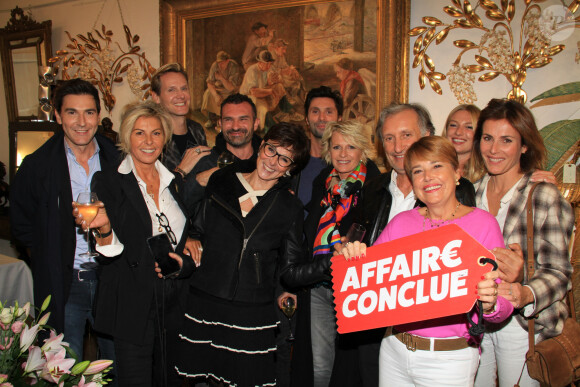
[530,170,556,185]
[493,243,524,283]
[196,167,219,187]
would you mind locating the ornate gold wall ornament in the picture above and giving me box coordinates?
[49,24,156,113]
[410,0,580,103]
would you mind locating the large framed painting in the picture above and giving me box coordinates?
[161,0,409,131]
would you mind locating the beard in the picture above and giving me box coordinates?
[309,121,326,139]
[224,128,252,147]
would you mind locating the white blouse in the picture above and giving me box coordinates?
[96,155,186,256]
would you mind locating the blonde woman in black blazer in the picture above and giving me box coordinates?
[74,101,194,386]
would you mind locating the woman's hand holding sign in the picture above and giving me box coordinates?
[477,271,499,314]
[341,240,367,261]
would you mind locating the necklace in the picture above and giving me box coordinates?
[146,185,155,200]
[423,202,461,231]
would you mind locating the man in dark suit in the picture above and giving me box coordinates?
[10,79,119,367]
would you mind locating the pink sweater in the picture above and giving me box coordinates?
[374,207,513,342]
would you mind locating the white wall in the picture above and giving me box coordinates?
[0,0,160,183]
[407,0,580,134]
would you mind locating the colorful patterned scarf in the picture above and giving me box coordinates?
[313,162,367,256]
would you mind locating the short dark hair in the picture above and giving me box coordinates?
[304,86,343,117]
[375,103,434,141]
[54,78,101,114]
[151,63,188,95]
[263,122,310,176]
[220,93,257,119]
[473,98,547,174]
[404,136,459,179]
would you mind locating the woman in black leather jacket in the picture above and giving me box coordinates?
[283,120,381,387]
[174,122,310,387]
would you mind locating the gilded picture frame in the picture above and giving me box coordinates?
[160,0,409,127]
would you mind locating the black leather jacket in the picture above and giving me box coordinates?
[188,160,305,303]
[282,161,381,289]
[352,173,476,246]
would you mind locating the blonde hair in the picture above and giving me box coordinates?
[150,63,187,95]
[118,101,173,155]
[442,104,483,182]
[321,120,375,165]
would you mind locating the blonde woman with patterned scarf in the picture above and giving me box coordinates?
[282,120,380,387]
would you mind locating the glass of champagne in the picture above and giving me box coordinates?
[345,223,366,243]
[76,191,100,269]
[217,151,235,169]
[282,297,296,342]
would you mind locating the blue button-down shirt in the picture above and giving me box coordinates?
[65,139,101,270]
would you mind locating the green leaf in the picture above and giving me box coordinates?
[531,82,580,102]
[539,119,580,170]
[71,360,91,375]
[40,295,51,313]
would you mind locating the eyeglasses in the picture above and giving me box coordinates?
[263,142,294,167]
[156,212,177,245]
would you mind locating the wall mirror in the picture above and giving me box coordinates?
[8,121,59,182]
[0,7,52,122]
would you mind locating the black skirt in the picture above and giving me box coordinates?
[174,289,279,387]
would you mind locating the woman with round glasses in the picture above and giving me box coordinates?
[174,122,310,387]
[73,101,195,386]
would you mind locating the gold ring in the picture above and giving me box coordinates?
[493,288,498,296]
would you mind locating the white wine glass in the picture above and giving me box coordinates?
[76,191,100,269]
[282,297,296,342]
[217,151,235,169]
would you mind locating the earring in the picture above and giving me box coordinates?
[285,171,291,177]
[455,179,460,186]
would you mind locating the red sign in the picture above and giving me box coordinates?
[331,224,495,334]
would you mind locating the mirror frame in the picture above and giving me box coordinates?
[0,7,52,122]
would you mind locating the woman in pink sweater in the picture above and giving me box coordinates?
[341,136,513,386]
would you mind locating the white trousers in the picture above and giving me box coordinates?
[379,334,479,387]
[474,316,540,387]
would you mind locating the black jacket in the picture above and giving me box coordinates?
[353,173,476,246]
[284,160,381,387]
[91,168,193,344]
[10,132,120,333]
[188,159,305,304]
[283,160,381,289]
[162,118,207,172]
[177,132,263,217]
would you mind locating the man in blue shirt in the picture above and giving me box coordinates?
[10,79,119,371]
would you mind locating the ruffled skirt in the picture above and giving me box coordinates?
[173,289,279,387]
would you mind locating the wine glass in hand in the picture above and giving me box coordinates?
[217,151,235,169]
[282,297,296,342]
[345,223,366,243]
[76,191,100,269]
